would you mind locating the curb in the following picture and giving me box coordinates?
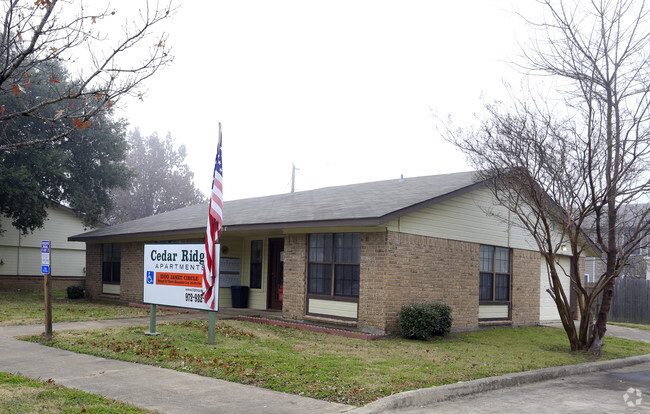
[350,353,650,413]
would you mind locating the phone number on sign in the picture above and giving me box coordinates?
[185,292,204,303]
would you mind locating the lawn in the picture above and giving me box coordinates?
[29,319,650,406]
[0,290,183,326]
[0,372,158,413]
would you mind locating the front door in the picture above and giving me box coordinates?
[267,238,284,310]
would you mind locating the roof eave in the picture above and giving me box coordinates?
[68,227,206,243]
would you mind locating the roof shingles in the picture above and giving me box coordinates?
[69,171,481,242]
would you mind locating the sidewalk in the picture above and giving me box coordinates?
[0,315,353,414]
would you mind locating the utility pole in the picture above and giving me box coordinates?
[291,163,300,193]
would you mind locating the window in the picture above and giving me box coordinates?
[308,233,360,298]
[250,240,263,289]
[479,245,510,302]
[102,243,121,285]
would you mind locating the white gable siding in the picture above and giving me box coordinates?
[0,206,89,277]
[539,256,572,322]
[385,187,539,251]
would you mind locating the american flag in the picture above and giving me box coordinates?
[203,125,223,310]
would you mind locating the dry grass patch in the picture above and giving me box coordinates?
[0,290,183,326]
[0,372,157,413]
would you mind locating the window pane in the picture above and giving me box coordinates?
[334,264,360,297]
[335,233,360,263]
[308,263,332,294]
[479,272,493,301]
[309,234,333,262]
[250,240,263,289]
[495,273,510,301]
[480,245,493,272]
[494,247,510,274]
[102,244,121,284]
[103,243,119,261]
[102,262,112,283]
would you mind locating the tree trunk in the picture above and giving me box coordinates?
[588,277,615,355]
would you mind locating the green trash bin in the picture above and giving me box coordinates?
[231,286,249,308]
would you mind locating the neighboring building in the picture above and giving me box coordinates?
[584,205,650,283]
[0,204,90,291]
[69,172,597,333]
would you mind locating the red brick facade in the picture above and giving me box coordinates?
[84,231,542,333]
[279,230,541,333]
[283,234,307,320]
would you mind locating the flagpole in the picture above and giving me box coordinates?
[207,122,221,345]
[208,205,216,344]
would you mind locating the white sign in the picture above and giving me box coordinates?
[143,244,220,311]
[41,240,50,274]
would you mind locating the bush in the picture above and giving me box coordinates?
[66,286,85,300]
[398,302,452,340]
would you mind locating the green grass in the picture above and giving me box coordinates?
[29,320,650,406]
[0,372,158,413]
[0,290,183,326]
[609,322,650,331]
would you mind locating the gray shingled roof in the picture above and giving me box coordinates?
[69,171,483,242]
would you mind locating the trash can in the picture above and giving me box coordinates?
[230,286,249,308]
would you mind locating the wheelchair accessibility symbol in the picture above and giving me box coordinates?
[146,271,154,284]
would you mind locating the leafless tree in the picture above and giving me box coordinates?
[445,0,650,354]
[0,0,173,150]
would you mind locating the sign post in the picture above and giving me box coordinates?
[41,240,52,340]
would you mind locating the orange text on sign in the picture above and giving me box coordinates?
[155,272,202,288]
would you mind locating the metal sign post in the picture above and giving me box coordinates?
[41,241,52,340]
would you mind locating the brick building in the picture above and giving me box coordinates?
[70,172,595,333]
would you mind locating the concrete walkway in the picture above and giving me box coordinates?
[1,316,649,413]
[0,315,353,414]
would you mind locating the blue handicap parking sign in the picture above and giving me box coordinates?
[41,265,50,274]
[146,271,154,284]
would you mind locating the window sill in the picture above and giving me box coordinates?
[479,320,513,327]
[307,294,359,303]
[304,314,358,326]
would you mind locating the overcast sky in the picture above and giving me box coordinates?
[116,0,536,201]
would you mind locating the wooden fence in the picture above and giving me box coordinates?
[606,278,650,324]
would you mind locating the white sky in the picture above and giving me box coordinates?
[115,0,537,201]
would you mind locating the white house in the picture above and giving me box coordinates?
[0,204,92,291]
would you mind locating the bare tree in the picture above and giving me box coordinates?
[445,0,650,354]
[0,0,173,150]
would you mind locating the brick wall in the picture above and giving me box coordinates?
[286,231,482,333]
[0,275,84,291]
[287,230,542,333]
[85,243,102,298]
[119,242,144,302]
[357,232,389,332]
[80,232,543,334]
[283,234,307,320]
[511,248,541,325]
[378,231,480,332]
